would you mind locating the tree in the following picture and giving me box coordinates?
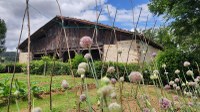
[148,0,200,50]
[0,19,7,53]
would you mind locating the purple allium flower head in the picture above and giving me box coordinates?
[173,84,177,88]
[128,71,143,83]
[188,102,193,107]
[159,97,171,110]
[80,94,86,102]
[61,80,69,89]
[164,84,171,90]
[174,78,180,83]
[143,108,150,112]
[173,95,179,101]
[80,36,93,48]
[186,70,193,76]
[152,52,157,57]
[110,78,117,85]
[188,81,197,87]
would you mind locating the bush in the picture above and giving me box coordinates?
[155,49,200,84]
[27,59,70,75]
[84,61,140,82]
[0,63,25,73]
[69,54,86,69]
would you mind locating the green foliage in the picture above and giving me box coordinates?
[0,52,17,62]
[155,49,200,84]
[0,63,25,73]
[69,54,86,69]
[148,0,200,49]
[27,57,70,75]
[0,19,7,53]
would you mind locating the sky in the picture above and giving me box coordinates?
[0,0,165,51]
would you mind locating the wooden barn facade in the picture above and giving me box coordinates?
[18,16,162,63]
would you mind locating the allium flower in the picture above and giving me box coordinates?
[78,62,88,71]
[107,66,115,74]
[101,76,110,84]
[108,102,121,112]
[152,52,157,57]
[164,72,168,75]
[181,83,186,86]
[77,68,85,75]
[110,78,117,85]
[188,102,193,107]
[81,74,85,79]
[128,72,143,83]
[162,64,166,68]
[61,80,69,89]
[164,84,171,90]
[173,95,179,101]
[186,70,193,76]
[110,92,117,99]
[173,84,177,88]
[32,107,42,112]
[186,92,192,97]
[80,94,86,102]
[176,86,180,90]
[153,70,159,75]
[150,74,158,80]
[174,78,180,83]
[169,81,174,85]
[175,69,180,74]
[143,108,150,112]
[84,53,92,60]
[119,77,124,82]
[80,36,93,48]
[194,78,199,82]
[14,90,20,96]
[188,81,196,87]
[183,61,190,67]
[159,97,171,110]
[97,85,113,97]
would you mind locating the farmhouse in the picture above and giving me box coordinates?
[18,16,162,63]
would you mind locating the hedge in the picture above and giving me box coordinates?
[0,63,25,73]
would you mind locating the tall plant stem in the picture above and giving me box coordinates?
[26,0,32,111]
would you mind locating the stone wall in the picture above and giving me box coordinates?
[19,52,32,64]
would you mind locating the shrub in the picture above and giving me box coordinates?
[155,49,200,84]
[0,63,25,73]
[0,64,6,73]
[69,54,86,69]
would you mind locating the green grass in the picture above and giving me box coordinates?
[0,73,197,112]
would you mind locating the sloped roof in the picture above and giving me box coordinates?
[18,15,163,50]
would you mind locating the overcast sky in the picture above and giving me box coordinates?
[0,0,164,51]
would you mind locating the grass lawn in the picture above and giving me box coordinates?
[0,73,194,112]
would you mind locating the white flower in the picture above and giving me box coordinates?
[162,64,166,68]
[169,81,174,85]
[184,61,190,67]
[153,70,159,75]
[119,77,124,82]
[173,84,177,88]
[101,76,110,84]
[80,36,93,48]
[107,66,115,74]
[110,92,117,99]
[108,102,121,112]
[77,68,85,75]
[97,85,113,97]
[84,53,92,60]
[150,74,158,80]
[182,83,186,86]
[61,80,69,89]
[174,78,180,83]
[164,72,168,75]
[32,107,42,112]
[78,62,88,71]
[81,74,85,79]
[186,70,193,76]
[175,69,180,74]
[128,72,143,83]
